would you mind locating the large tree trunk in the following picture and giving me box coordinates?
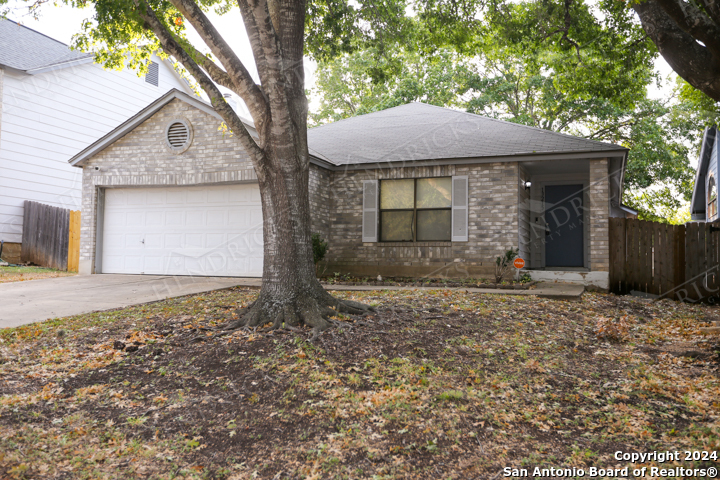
[135,0,373,331]
[231,110,373,331]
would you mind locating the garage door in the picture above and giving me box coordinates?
[101,184,263,276]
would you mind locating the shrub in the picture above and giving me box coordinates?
[495,247,519,284]
[312,233,328,265]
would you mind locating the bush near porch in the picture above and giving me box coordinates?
[1,288,719,479]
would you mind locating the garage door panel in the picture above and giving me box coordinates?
[207,210,226,226]
[207,233,225,249]
[102,184,263,277]
[146,211,163,225]
[127,192,146,205]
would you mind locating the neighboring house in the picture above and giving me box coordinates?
[0,18,194,263]
[691,126,719,222]
[68,89,632,289]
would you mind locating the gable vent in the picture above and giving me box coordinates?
[167,122,189,147]
[164,119,193,153]
[145,61,159,86]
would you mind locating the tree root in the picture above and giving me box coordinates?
[217,289,376,335]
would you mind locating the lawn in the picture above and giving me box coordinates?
[1,288,719,479]
[0,265,75,284]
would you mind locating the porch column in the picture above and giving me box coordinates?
[589,158,610,272]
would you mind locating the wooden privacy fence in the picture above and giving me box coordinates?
[21,201,81,272]
[610,218,720,302]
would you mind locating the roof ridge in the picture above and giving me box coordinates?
[416,102,621,149]
[309,102,421,130]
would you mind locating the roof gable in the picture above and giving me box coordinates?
[69,89,255,166]
[307,102,626,166]
[0,18,92,72]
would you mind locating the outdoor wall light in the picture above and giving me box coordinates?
[524,181,532,190]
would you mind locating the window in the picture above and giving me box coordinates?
[709,174,717,219]
[145,61,159,86]
[379,177,452,241]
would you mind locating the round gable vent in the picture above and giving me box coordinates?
[164,119,193,153]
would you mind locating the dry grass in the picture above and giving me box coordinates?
[0,266,75,284]
[1,288,719,479]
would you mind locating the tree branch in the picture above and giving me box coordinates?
[136,0,267,176]
[654,0,720,59]
[633,0,720,101]
[168,0,269,121]
[171,35,235,89]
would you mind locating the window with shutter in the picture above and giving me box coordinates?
[451,176,469,242]
[362,180,378,242]
[377,177,452,241]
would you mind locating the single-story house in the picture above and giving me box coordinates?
[691,126,719,222]
[68,89,632,289]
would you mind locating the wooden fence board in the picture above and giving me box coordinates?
[631,219,640,291]
[653,222,661,295]
[686,222,698,293]
[20,201,72,271]
[662,223,673,295]
[641,221,651,291]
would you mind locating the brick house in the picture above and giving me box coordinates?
[69,89,632,289]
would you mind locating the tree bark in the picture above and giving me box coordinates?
[633,0,720,101]
[136,0,374,331]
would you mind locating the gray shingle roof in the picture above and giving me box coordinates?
[0,18,92,72]
[307,102,626,165]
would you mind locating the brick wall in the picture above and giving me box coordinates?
[78,99,329,274]
[589,158,610,272]
[322,162,519,278]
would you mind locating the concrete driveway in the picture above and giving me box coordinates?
[0,274,259,329]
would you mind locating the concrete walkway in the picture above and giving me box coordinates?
[325,282,584,301]
[1,275,584,329]
[0,275,258,329]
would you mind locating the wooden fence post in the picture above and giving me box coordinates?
[67,211,81,273]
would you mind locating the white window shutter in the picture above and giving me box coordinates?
[452,175,469,242]
[362,180,379,242]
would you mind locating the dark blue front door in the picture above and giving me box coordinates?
[545,185,584,267]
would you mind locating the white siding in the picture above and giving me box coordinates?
[0,57,192,243]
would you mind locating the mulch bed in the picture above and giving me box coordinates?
[1,289,719,479]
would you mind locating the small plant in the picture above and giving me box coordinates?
[494,247,519,284]
[312,233,328,265]
[519,273,532,283]
[312,233,329,277]
[438,390,464,402]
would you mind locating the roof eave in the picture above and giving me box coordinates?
[311,148,628,171]
[25,56,94,75]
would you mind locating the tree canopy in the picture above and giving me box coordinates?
[308,0,704,223]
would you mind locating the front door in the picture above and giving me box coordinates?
[545,184,584,267]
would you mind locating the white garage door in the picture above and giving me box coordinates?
[101,184,263,277]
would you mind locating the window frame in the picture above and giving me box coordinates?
[378,177,452,242]
[709,173,717,219]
